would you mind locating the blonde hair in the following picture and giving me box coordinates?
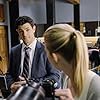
[44,24,89,96]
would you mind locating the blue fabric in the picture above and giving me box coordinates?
[6,41,60,89]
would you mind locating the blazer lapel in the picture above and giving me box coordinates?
[31,41,43,78]
[16,44,22,76]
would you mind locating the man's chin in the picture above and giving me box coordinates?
[24,42,30,46]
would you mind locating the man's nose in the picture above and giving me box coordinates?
[23,31,27,36]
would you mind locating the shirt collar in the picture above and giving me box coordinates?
[22,38,37,51]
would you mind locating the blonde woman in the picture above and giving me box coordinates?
[43,24,100,100]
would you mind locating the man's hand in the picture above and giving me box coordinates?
[55,88,74,100]
[10,76,26,93]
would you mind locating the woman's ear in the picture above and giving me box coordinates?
[52,53,58,63]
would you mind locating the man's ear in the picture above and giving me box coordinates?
[33,25,36,32]
[52,53,58,63]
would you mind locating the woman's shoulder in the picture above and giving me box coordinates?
[87,72,100,100]
[90,73,100,90]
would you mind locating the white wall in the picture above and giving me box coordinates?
[55,1,73,23]
[55,0,100,22]
[80,0,99,22]
[18,0,100,23]
[19,0,46,24]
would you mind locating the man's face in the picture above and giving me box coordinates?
[17,23,36,45]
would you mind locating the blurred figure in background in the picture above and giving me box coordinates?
[89,37,100,69]
[43,24,100,100]
[95,36,100,49]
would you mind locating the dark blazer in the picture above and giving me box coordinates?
[6,41,60,89]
